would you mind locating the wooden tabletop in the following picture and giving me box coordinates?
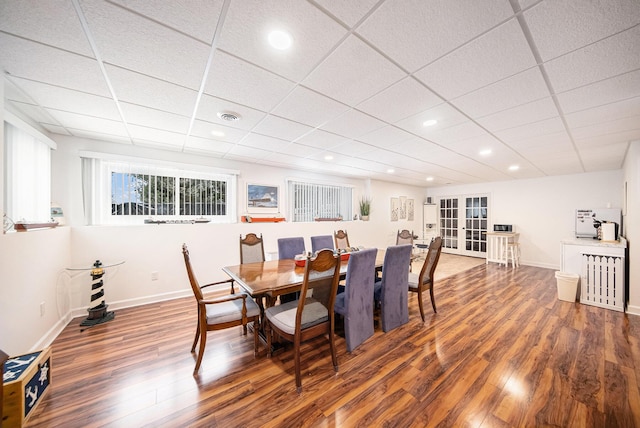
[222,250,386,297]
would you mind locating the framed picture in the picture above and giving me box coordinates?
[407,199,414,221]
[399,196,407,219]
[247,183,279,214]
[390,197,399,222]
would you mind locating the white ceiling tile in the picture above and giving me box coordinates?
[218,0,348,82]
[271,86,350,127]
[40,124,71,135]
[476,97,559,133]
[296,129,347,149]
[204,50,296,112]
[574,129,640,150]
[452,68,550,118]
[189,119,249,143]
[0,0,94,56]
[358,125,414,149]
[495,117,566,143]
[357,0,513,71]
[564,97,640,129]
[524,0,640,61]
[571,116,640,141]
[240,133,290,152]
[8,101,60,126]
[108,0,224,43]
[79,0,210,90]
[556,70,640,114]
[423,121,488,146]
[544,25,640,93]
[394,103,468,137]
[120,103,190,133]
[536,157,584,176]
[580,142,629,170]
[314,0,380,27]
[303,35,406,106]
[105,65,198,117]
[128,125,185,147]
[319,109,385,139]
[277,142,324,158]
[8,77,121,120]
[226,144,272,160]
[183,137,229,157]
[330,140,377,157]
[357,77,443,123]
[0,33,110,96]
[415,19,537,99]
[69,128,131,144]
[45,109,129,136]
[196,94,267,130]
[253,115,312,141]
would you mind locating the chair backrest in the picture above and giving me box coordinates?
[240,233,265,264]
[278,237,306,260]
[418,236,443,286]
[379,244,412,332]
[182,244,203,301]
[334,229,350,250]
[296,249,342,331]
[396,229,414,245]
[311,235,334,253]
[343,248,378,308]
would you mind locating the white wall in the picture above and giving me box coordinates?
[624,140,639,315]
[0,134,423,354]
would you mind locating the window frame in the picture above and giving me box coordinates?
[287,178,354,223]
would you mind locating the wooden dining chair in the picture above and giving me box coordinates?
[396,229,414,245]
[239,233,265,264]
[334,248,378,352]
[334,229,350,250]
[374,244,412,332]
[408,236,443,321]
[182,244,261,375]
[264,249,342,393]
[311,235,334,253]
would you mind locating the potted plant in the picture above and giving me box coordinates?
[359,197,371,221]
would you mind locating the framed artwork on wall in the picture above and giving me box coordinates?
[399,196,407,219]
[407,199,414,221]
[247,183,279,214]
[391,197,399,221]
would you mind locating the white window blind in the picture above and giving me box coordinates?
[3,122,52,223]
[81,155,236,225]
[288,180,353,222]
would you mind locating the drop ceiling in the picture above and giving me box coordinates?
[1,0,639,187]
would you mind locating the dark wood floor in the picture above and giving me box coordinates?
[26,264,640,427]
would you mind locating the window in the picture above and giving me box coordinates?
[288,180,353,222]
[82,155,236,225]
[3,118,55,224]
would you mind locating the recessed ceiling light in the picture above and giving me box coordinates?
[422,119,438,127]
[479,149,492,156]
[210,130,225,138]
[268,30,292,50]
[387,169,395,173]
[324,155,333,161]
[217,111,241,122]
[426,176,434,181]
[509,165,520,171]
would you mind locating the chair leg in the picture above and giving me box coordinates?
[253,318,259,357]
[191,318,200,352]
[266,322,272,358]
[417,289,426,322]
[294,336,302,393]
[193,325,207,375]
[429,287,437,313]
[329,324,338,371]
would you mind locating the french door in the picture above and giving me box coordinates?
[438,195,489,257]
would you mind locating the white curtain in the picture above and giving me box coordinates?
[4,122,51,222]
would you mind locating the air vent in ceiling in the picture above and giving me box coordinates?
[217,111,241,122]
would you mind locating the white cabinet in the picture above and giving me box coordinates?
[561,238,627,312]
[423,203,437,241]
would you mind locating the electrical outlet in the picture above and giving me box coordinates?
[151,271,159,281]
[40,302,46,317]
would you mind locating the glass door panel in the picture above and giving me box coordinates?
[438,194,488,257]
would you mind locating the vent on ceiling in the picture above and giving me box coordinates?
[217,111,241,122]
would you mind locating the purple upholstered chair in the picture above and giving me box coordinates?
[311,235,334,253]
[334,248,378,352]
[374,244,412,332]
[278,237,306,303]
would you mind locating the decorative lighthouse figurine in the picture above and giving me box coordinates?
[80,260,115,329]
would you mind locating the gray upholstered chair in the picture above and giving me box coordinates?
[408,236,443,321]
[374,244,412,332]
[311,235,334,253]
[334,248,378,352]
[264,249,342,393]
[277,237,306,303]
[277,237,306,260]
[334,229,350,250]
[182,244,260,375]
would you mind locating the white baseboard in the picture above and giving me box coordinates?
[31,312,73,352]
[626,305,640,316]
